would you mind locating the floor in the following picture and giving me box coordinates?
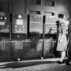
[0,58,71,71]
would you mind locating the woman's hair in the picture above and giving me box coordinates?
[58,14,64,19]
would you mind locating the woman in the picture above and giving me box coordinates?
[56,14,68,62]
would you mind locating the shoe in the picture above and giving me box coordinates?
[57,60,65,64]
[65,60,70,65]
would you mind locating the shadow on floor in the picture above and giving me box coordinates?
[0,60,57,69]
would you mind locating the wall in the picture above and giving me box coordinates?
[0,0,9,12]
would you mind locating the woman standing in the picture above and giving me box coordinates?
[56,14,68,62]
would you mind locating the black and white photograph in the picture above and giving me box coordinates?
[0,0,70,71]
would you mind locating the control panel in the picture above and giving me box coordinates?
[45,15,57,34]
[12,14,27,34]
[30,14,43,34]
[0,12,10,33]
